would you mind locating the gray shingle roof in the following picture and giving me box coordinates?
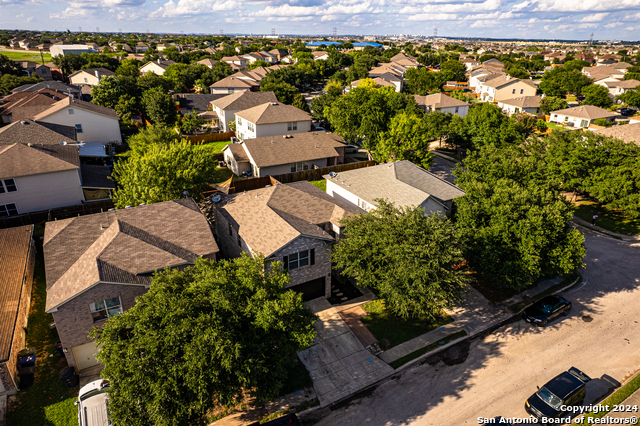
[551,105,618,120]
[211,91,278,111]
[323,161,465,209]
[414,93,469,109]
[177,94,225,113]
[0,143,80,179]
[0,119,76,146]
[80,165,115,189]
[594,122,640,146]
[241,132,344,168]
[235,102,311,125]
[10,81,81,94]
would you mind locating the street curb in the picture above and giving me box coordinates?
[572,221,640,245]
[506,274,583,315]
[573,369,640,423]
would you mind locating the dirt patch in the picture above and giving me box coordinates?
[421,339,471,367]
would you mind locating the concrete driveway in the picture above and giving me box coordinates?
[302,230,640,425]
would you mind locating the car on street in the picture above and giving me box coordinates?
[616,107,637,116]
[76,379,111,426]
[525,367,591,420]
[522,295,571,327]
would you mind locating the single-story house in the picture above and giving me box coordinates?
[324,160,465,216]
[496,96,542,115]
[549,105,619,129]
[414,93,470,117]
[214,181,357,301]
[210,91,277,132]
[600,79,640,98]
[594,122,640,145]
[235,102,311,140]
[222,131,345,177]
[43,199,219,372]
[68,68,115,86]
[0,225,35,394]
[139,59,176,76]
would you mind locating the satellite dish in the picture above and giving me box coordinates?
[211,195,221,203]
[329,172,337,178]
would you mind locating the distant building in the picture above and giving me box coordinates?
[50,44,98,57]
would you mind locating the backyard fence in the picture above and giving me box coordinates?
[183,132,235,144]
[271,160,376,183]
[0,200,115,229]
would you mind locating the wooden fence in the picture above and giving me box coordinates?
[0,199,115,229]
[271,160,376,184]
[183,132,235,144]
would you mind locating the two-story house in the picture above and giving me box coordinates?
[17,61,53,80]
[222,131,346,177]
[43,199,219,372]
[496,96,542,115]
[235,102,311,140]
[68,68,116,86]
[477,75,537,102]
[210,91,277,132]
[139,59,176,76]
[214,181,357,301]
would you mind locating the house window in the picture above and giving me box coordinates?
[75,124,83,133]
[229,223,233,236]
[290,161,308,172]
[520,89,524,94]
[287,122,297,131]
[512,89,516,94]
[247,122,255,132]
[284,249,315,271]
[0,179,17,193]
[89,296,123,322]
[227,88,234,94]
[0,203,18,217]
[68,109,74,115]
[455,107,459,114]
[84,77,88,83]
[581,120,589,127]
[237,233,242,247]
[237,117,242,125]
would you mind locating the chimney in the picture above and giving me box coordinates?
[157,58,161,65]
[95,69,100,79]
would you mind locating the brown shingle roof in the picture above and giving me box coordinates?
[224,143,249,162]
[0,225,34,362]
[43,199,218,312]
[217,181,356,256]
[211,91,278,111]
[0,143,80,179]
[242,132,344,168]
[414,93,469,109]
[594,122,640,146]
[32,97,119,120]
[483,75,532,89]
[235,102,311,125]
[551,105,618,120]
[209,76,258,89]
[0,119,76,146]
[68,67,116,78]
[498,95,541,109]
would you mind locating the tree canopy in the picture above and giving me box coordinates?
[141,87,178,126]
[581,84,613,108]
[332,200,470,319]
[374,111,435,169]
[92,255,316,426]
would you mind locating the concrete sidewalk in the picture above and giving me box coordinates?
[573,216,640,242]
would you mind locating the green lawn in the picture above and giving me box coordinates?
[583,372,640,421]
[575,200,640,236]
[360,300,453,350]
[309,180,326,192]
[193,140,232,154]
[7,238,78,426]
[0,49,52,63]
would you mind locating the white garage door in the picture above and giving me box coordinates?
[72,342,101,371]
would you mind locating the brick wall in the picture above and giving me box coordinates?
[214,209,253,259]
[52,282,148,370]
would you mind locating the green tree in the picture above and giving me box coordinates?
[374,112,435,168]
[581,84,613,108]
[0,74,41,95]
[115,95,140,125]
[506,67,530,79]
[539,96,568,114]
[179,111,205,134]
[52,53,86,75]
[440,60,467,82]
[539,65,592,97]
[92,255,316,426]
[536,119,548,132]
[248,60,270,70]
[291,93,310,113]
[0,53,24,75]
[616,89,640,109]
[125,125,181,157]
[309,81,342,122]
[111,140,218,207]
[141,87,177,126]
[260,81,298,104]
[332,200,470,319]
[461,103,522,150]
[91,75,125,109]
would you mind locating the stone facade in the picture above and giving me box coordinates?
[52,282,148,370]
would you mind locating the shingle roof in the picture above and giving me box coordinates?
[551,105,619,120]
[0,225,34,362]
[177,94,225,112]
[217,181,356,256]
[68,67,116,78]
[223,143,250,162]
[80,165,115,188]
[43,199,219,312]
[209,76,258,89]
[235,102,311,125]
[10,81,81,94]
[32,97,119,120]
[414,93,469,109]
[483,75,533,89]
[211,91,278,111]
[0,143,80,179]
[0,119,76,146]
[498,95,541,109]
[594,122,640,146]
[242,132,344,168]
[604,79,640,89]
[323,160,465,210]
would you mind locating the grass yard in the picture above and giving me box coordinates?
[360,300,453,350]
[0,49,52,63]
[7,237,78,426]
[193,140,232,154]
[309,180,326,192]
[574,200,640,236]
[582,371,640,421]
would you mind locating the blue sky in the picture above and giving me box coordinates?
[2,0,640,40]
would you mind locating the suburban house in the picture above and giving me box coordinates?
[0,89,66,124]
[468,68,505,89]
[461,58,481,70]
[367,65,404,92]
[496,96,542,115]
[595,122,640,145]
[549,105,619,128]
[242,53,265,65]
[311,51,330,61]
[210,76,260,94]
[68,68,115,86]
[10,81,81,98]
[17,61,53,80]
[214,181,357,300]
[599,79,640,98]
[235,102,311,141]
[43,199,219,372]
[50,44,98,57]
[413,93,470,117]
[135,42,149,53]
[220,56,248,69]
[581,65,626,82]
[222,131,345,177]
[139,59,176,76]
[389,52,420,68]
[0,225,35,394]
[324,160,465,216]
[210,91,278,132]
[196,58,218,68]
[476,75,537,102]
[25,98,122,144]
[268,49,289,62]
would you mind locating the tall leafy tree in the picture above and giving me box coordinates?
[91,75,125,109]
[111,141,217,207]
[539,96,568,114]
[0,54,24,75]
[374,112,435,168]
[92,255,316,426]
[333,200,470,319]
[261,81,298,105]
[141,87,177,126]
[291,93,311,113]
[581,84,613,108]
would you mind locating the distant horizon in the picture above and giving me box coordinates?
[1,0,640,42]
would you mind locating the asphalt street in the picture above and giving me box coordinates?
[302,230,640,426]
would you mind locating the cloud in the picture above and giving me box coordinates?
[605,22,623,28]
[578,12,609,22]
[532,0,640,12]
[152,0,239,17]
[407,13,459,20]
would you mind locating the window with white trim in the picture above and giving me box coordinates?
[89,296,123,322]
[75,124,83,133]
[0,179,17,193]
[287,122,297,131]
[0,203,18,217]
[283,249,315,271]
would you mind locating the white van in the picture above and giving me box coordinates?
[76,379,111,426]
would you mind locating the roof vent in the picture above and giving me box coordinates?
[20,120,28,125]
[125,205,132,209]
[211,195,222,203]
[271,102,278,105]
[329,172,337,178]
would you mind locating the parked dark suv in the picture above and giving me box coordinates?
[525,367,591,420]
[522,295,571,327]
